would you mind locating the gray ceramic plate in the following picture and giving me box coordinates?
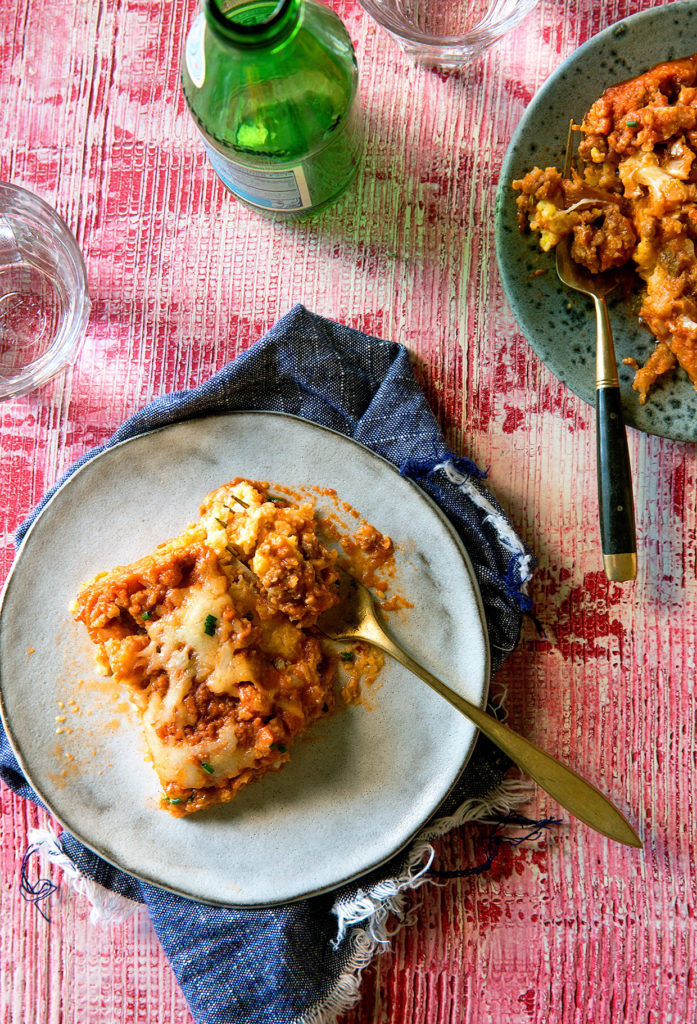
[0,412,489,907]
[495,1,697,442]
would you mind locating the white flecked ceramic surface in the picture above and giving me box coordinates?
[0,412,489,906]
[495,1,697,442]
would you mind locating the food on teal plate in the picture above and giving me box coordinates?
[514,54,697,403]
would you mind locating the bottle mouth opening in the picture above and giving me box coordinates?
[206,0,293,37]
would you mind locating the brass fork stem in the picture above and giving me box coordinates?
[595,294,619,389]
[360,612,641,847]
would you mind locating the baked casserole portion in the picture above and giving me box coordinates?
[71,480,339,816]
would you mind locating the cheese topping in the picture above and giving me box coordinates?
[143,714,249,790]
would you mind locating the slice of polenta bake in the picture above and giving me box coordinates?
[71,480,340,816]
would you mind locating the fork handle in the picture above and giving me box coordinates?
[363,615,642,847]
[594,295,637,582]
[369,629,642,848]
[348,600,641,846]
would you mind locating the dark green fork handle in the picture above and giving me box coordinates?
[594,293,637,582]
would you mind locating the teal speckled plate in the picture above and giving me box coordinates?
[495,1,697,442]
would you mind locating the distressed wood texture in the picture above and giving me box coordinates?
[1,0,695,1022]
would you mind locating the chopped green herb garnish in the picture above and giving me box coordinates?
[322,703,329,713]
[267,495,285,503]
[200,761,214,774]
[204,614,217,636]
[626,119,639,127]
[166,797,183,805]
[278,744,287,753]
[340,651,355,662]
[141,610,151,620]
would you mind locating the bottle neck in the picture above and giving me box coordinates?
[203,0,301,47]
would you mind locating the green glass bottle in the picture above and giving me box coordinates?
[181,0,363,216]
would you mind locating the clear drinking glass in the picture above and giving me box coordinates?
[357,0,541,68]
[0,182,90,401]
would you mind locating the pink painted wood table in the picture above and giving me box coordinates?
[1,0,695,1021]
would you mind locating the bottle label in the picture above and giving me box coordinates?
[185,12,206,89]
[204,142,313,212]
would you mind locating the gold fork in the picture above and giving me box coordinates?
[555,120,637,583]
[318,571,642,848]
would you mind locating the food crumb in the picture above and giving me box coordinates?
[381,594,414,613]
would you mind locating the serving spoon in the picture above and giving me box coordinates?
[318,571,642,849]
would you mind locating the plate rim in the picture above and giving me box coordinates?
[495,0,697,443]
[0,410,492,907]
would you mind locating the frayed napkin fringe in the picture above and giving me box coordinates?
[298,929,376,1024]
[299,777,534,1024]
[24,826,139,925]
[435,459,535,599]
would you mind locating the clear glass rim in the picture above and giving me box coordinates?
[356,0,541,49]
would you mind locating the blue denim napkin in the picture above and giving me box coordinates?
[1,305,535,1024]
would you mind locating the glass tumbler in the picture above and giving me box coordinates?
[357,0,541,68]
[0,182,90,401]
